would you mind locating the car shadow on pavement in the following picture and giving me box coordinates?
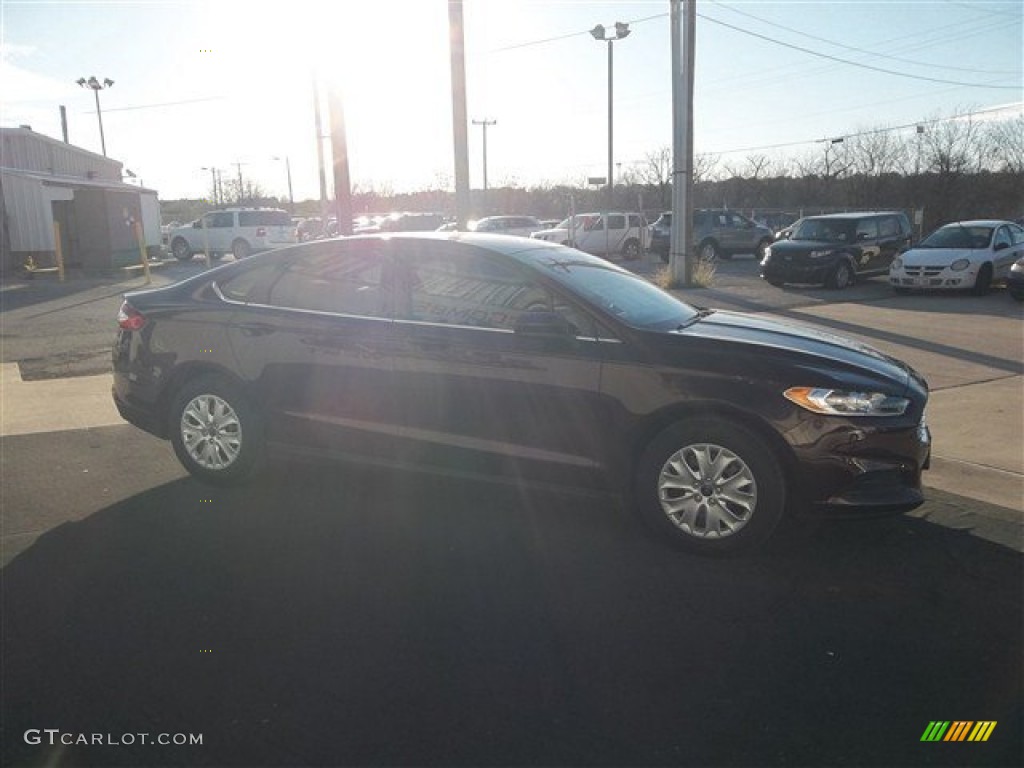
[3,462,1021,768]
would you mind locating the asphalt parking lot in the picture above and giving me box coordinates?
[1,252,1021,767]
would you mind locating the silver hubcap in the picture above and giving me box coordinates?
[700,244,716,261]
[181,394,242,470]
[657,443,757,539]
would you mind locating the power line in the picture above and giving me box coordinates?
[82,96,223,114]
[709,0,1020,76]
[488,9,1018,90]
[705,103,1023,157]
[699,14,1019,90]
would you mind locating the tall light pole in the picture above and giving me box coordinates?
[273,156,294,213]
[590,22,630,213]
[201,167,222,205]
[472,118,496,213]
[76,76,114,157]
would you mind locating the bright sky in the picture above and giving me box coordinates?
[2,0,1021,203]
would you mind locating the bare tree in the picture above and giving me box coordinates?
[693,152,721,184]
[987,114,1024,174]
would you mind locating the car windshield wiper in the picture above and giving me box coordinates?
[675,308,715,331]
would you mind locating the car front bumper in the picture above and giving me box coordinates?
[760,257,831,285]
[889,265,977,290]
[796,419,932,516]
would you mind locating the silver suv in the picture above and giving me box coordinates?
[169,208,297,261]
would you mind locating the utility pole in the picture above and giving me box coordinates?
[231,162,248,203]
[669,1,695,287]
[448,0,471,228]
[472,118,496,213]
[313,76,330,223]
[328,87,353,236]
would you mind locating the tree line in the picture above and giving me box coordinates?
[163,112,1022,235]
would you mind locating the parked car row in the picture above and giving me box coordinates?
[759,212,1024,296]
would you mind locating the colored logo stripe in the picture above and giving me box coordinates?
[944,722,973,741]
[968,722,997,742]
[921,721,996,742]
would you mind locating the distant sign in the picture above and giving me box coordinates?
[587,177,607,186]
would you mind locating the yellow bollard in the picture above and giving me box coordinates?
[53,221,65,282]
[134,221,152,285]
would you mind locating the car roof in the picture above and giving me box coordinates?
[936,219,1012,228]
[802,211,906,220]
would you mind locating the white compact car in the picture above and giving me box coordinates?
[890,219,1024,294]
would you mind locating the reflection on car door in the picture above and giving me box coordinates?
[390,239,611,486]
[222,240,402,460]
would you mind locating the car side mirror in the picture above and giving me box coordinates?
[514,311,575,338]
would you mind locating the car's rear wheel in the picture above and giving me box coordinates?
[634,418,786,555]
[826,260,853,290]
[698,240,720,262]
[972,263,993,295]
[171,238,193,262]
[232,239,251,259]
[169,375,262,485]
[622,238,642,261]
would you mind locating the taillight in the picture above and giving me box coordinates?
[256,226,267,237]
[117,301,146,331]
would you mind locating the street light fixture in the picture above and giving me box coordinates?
[76,76,114,157]
[590,22,630,212]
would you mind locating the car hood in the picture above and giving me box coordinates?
[677,310,918,391]
[899,247,978,265]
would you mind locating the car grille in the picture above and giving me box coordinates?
[902,265,946,277]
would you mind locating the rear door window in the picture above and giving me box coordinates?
[240,210,292,227]
[265,242,390,318]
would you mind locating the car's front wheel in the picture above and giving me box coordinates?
[622,238,642,261]
[972,263,993,295]
[634,418,786,555]
[169,375,262,485]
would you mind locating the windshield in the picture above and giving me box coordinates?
[555,214,600,231]
[531,250,699,330]
[919,225,993,249]
[791,218,857,243]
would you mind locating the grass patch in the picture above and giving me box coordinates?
[653,257,717,290]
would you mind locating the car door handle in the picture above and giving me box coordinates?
[237,322,276,337]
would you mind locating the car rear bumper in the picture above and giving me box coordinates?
[112,379,166,439]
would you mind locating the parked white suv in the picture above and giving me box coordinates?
[169,208,297,261]
[530,212,648,259]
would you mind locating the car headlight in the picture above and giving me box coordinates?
[808,250,832,259]
[784,387,910,416]
[950,258,970,271]
[891,258,903,270]
[763,246,772,259]
[1012,259,1024,274]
